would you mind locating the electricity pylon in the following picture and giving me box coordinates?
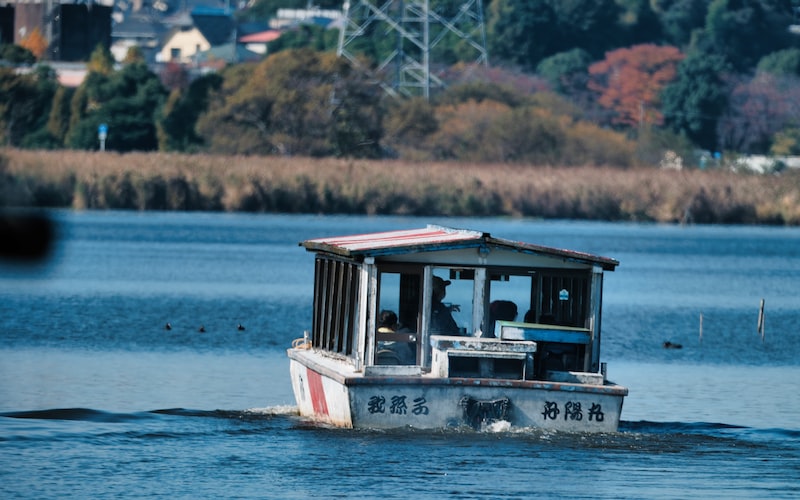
[337,0,488,99]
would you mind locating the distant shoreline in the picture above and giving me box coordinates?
[2,149,799,225]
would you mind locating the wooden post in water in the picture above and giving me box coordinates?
[699,313,703,344]
[757,299,765,342]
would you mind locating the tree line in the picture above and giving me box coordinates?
[1,0,799,166]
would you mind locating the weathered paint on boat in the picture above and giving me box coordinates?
[287,225,627,432]
[289,352,626,431]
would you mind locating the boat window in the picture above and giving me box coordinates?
[486,270,590,332]
[430,267,473,335]
[375,268,421,365]
[311,257,358,356]
[540,272,590,327]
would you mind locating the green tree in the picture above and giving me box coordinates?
[0,44,36,64]
[19,65,59,148]
[266,24,338,54]
[65,83,90,147]
[157,73,223,152]
[197,48,383,157]
[551,0,622,58]
[757,48,800,77]
[383,97,438,154]
[194,63,260,154]
[105,63,168,152]
[1,68,37,145]
[46,86,74,144]
[123,46,146,65]
[661,52,730,150]
[651,0,709,48]
[0,65,57,147]
[698,0,795,72]
[87,43,115,76]
[435,80,527,108]
[66,62,167,151]
[615,0,663,45]
[487,0,559,70]
[536,48,592,95]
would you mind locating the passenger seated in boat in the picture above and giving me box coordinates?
[489,300,517,337]
[376,310,415,365]
[430,276,460,335]
[378,310,398,335]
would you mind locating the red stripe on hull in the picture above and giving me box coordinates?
[306,368,329,416]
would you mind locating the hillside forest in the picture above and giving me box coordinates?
[1,0,800,169]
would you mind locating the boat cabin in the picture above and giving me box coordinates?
[300,225,618,383]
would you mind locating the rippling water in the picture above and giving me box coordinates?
[1,212,799,499]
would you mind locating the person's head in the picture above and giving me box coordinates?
[379,310,398,329]
[490,300,518,322]
[432,276,451,302]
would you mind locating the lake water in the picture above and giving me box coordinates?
[1,212,799,499]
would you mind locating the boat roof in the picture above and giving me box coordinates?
[301,225,619,271]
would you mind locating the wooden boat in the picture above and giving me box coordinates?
[287,225,627,432]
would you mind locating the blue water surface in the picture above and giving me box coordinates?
[1,212,799,499]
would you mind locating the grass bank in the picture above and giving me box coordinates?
[2,149,799,224]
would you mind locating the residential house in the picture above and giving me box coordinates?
[238,29,281,55]
[111,13,166,63]
[156,5,234,65]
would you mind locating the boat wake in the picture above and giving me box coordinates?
[4,408,796,449]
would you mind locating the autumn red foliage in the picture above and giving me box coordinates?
[588,44,684,127]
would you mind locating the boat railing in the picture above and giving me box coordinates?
[494,321,606,384]
[375,332,417,343]
[494,320,591,344]
[429,335,537,380]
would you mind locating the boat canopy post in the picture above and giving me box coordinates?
[588,265,604,373]
[472,267,487,336]
[358,257,376,370]
[421,266,433,370]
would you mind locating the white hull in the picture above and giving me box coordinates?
[289,350,626,432]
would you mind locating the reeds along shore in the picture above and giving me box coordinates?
[2,149,800,225]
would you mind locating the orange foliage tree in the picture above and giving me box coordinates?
[19,27,48,60]
[588,44,683,128]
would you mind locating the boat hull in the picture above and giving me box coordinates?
[288,351,626,432]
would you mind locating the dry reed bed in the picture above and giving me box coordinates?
[2,149,799,224]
